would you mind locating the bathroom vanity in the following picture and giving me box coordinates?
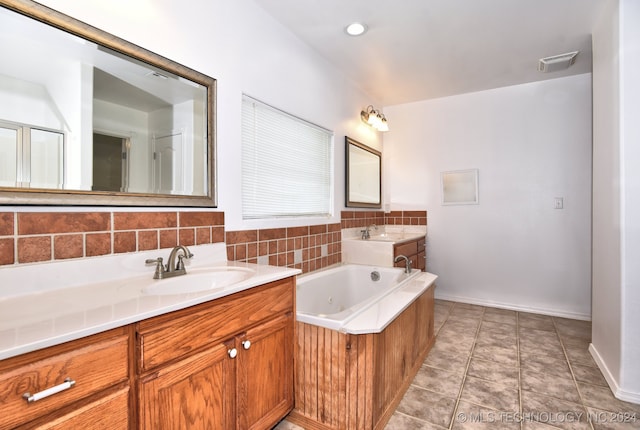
[393,236,426,271]
[137,277,294,429]
[0,244,299,429]
[342,226,427,270]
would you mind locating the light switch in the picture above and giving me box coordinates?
[554,197,564,209]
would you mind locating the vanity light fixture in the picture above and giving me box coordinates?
[361,105,389,132]
[345,22,368,36]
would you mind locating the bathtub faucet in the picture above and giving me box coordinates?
[394,254,412,274]
[360,224,378,240]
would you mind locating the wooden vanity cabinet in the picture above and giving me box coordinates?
[0,327,132,430]
[136,277,295,430]
[393,237,426,271]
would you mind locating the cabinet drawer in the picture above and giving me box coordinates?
[137,277,295,372]
[24,387,129,430]
[394,240,418,258]
[0,328,129,430]
[417,238,426,252]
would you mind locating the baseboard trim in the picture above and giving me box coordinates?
[434,292,591,321]
[589,344,640,405]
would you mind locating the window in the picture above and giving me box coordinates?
[241,96,333,219]
[0,121,64,189]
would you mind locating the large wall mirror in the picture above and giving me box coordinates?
[0,0,216,206]
[345,136,381,208]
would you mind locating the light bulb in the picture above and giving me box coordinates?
[345,22,367,36]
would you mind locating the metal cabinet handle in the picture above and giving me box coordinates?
[228,348,238,359]
[23,378,75,403]
[242,340,251,350]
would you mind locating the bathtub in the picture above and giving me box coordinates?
[296,264,436,333]
[291,263,438,429]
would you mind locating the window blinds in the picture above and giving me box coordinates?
[241,96,333,219]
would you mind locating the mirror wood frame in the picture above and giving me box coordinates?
[0,0,217,207]
[345,136,382,209]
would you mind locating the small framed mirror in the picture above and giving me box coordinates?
[345,136,381,208]
[0,0,216,206]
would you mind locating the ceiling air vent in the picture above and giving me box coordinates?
[538,51,579,73]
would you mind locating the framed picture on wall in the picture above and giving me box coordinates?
[441,169,479,205]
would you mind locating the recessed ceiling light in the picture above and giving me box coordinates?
[345,22,367,36]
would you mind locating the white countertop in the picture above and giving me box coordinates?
[0,243,300,360]
[341,224,427,243]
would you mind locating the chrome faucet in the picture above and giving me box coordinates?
[360,223,378,240]
[146,245,194,279]
[394,254,412,274]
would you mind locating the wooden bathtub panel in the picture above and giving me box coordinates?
[373,287,436,429]
[361,334,375,429]
[321,327,331,426]
[294,323,348,429]
[413,288,435,363]
[346,333,374,429]
[317,326,325,422]
[290,285,436,430]
[336,329,346,428]
[310,324,319,420]
[372,301,415,423]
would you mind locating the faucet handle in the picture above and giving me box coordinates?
[176,254,186,271]
[145,257,165,279]
[175,248,193,270]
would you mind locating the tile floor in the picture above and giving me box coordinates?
[276,300,640,430]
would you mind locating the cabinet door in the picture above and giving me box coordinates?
[236,313,294,430]
[139,341,235,430]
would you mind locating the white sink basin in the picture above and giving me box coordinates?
[142,267,256,295]
[358,232,425,242]
[365,233,405,242]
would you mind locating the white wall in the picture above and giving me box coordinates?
[591,0,622,397]
[384,74,593,319]
[592,0,640,404]
[620,0,640,401]
[35,0,381,229]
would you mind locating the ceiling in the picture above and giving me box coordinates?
[252,0,606,106]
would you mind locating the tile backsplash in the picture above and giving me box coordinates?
[226,223,342,274]
[0,211,224,265]
[340,210,427,228]
[0,209,427,272]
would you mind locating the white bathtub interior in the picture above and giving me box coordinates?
[296,263,436,333]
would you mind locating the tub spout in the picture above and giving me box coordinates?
[394,254,412,274]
